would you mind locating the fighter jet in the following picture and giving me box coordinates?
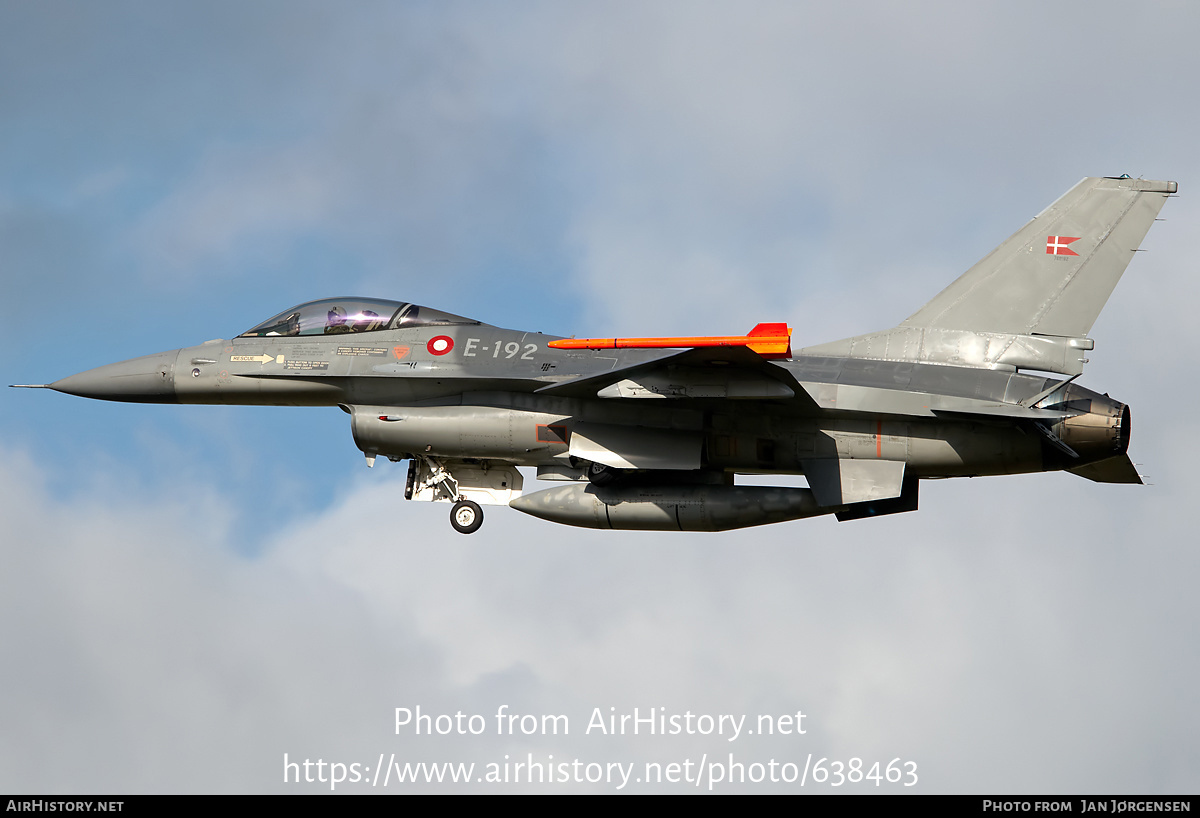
[16,176,1175,533]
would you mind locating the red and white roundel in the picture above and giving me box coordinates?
[427,335,454,356]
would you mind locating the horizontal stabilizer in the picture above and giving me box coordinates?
[1067,454,1143,484]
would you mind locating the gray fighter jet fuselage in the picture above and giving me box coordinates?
[23,176,1175,533]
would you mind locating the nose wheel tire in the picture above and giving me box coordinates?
[450,500,484,534]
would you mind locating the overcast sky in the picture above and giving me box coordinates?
[2,1,1198,793]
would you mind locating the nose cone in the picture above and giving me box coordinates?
[50,350,178,403]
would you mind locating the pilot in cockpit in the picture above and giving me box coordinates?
[324,305,351,334]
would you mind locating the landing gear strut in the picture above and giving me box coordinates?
[404,456,522,533]
[450,500,484,534]
[586,461,622,486]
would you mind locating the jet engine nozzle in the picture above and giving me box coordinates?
[1044,385,1131,462]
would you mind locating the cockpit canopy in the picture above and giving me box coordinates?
[239,298,481,338]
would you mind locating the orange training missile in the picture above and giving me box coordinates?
[548,322,792,359]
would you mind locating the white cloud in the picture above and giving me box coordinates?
[5,444,1196,792]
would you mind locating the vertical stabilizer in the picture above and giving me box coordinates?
[902,176,1175,337]
[799,177,1175,374]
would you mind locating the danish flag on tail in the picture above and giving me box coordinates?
[1046,235,1081,256]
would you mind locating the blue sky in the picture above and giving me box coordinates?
[3,1,1199,792]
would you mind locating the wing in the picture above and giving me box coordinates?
[536,345,818,409]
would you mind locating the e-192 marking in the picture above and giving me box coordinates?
[462,339,537,360]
